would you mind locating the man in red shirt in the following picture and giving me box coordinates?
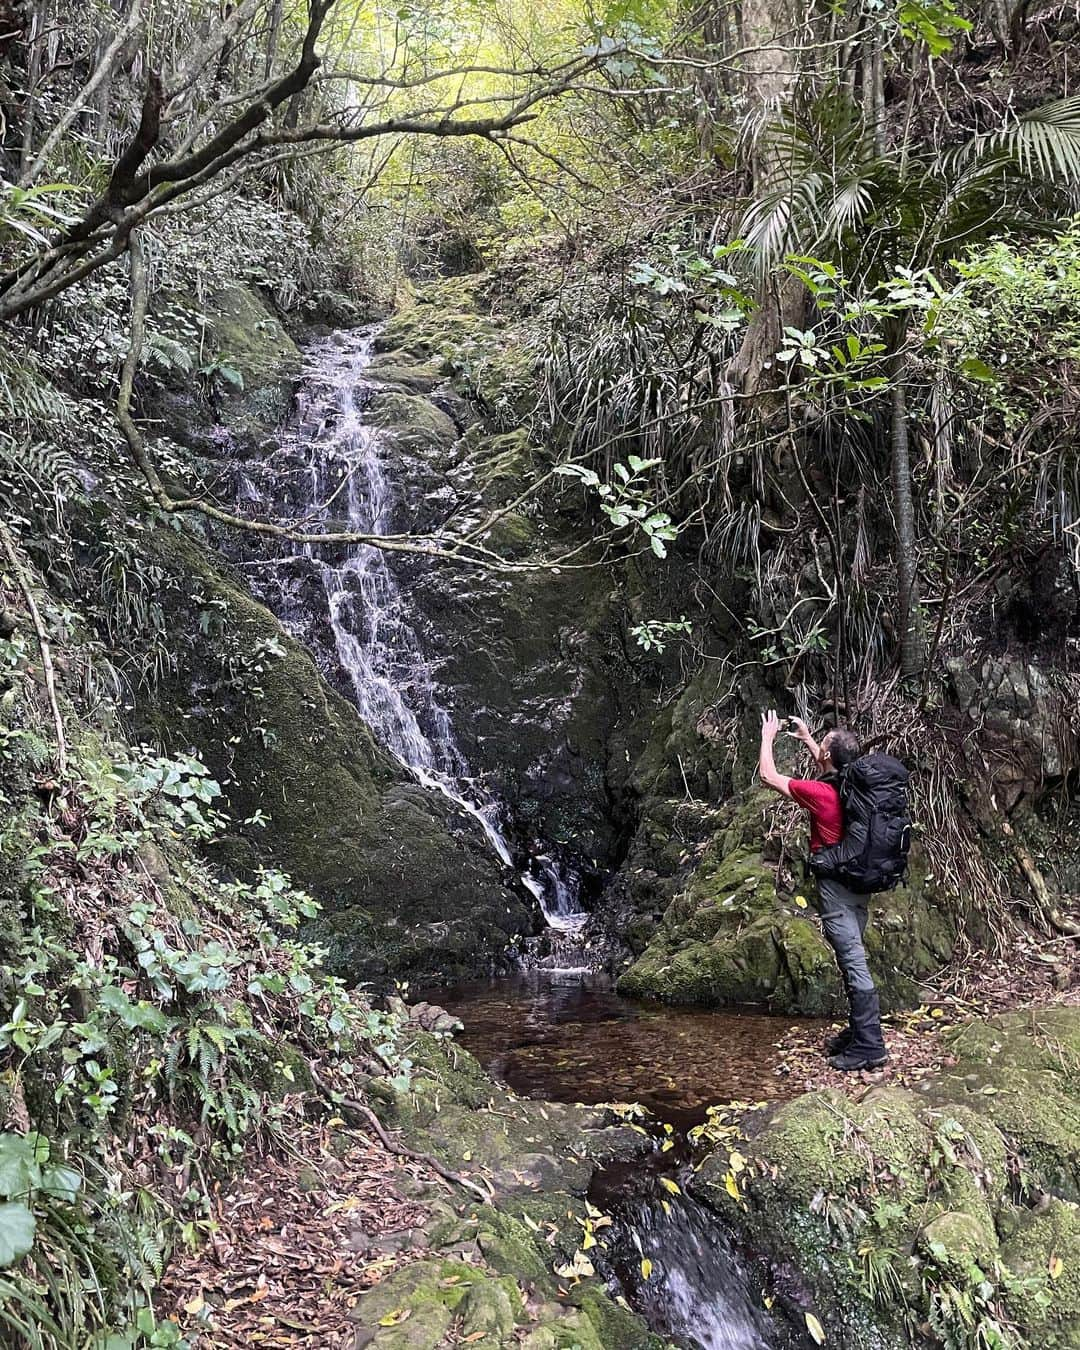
[758,710,887,1071]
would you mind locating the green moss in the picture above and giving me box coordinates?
[617,787,955,1012]
[1000,1199,1080,1348]
[365,390,459,450]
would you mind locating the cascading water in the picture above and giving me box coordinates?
[604,1191,781,1350]
[235,328,587,942]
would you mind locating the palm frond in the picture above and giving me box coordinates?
[977,94,1080,183]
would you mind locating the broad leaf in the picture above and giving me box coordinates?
[0,1203,35,1267]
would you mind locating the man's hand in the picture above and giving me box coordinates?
[758,709,792,798]
[787,715,821,761]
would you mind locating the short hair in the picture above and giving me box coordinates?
[827,727,861,770]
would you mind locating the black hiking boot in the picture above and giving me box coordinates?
[828,990,887,1072]
[826,1025,853,1056]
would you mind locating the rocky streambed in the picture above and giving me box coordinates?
[351,988,1080,1350]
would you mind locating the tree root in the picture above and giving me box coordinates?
[309,1067,492,1205]
[1048,907,1080,939]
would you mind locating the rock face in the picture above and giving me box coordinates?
[692,1005,1080,1349]
[948,654,1079,806]
[131,285,536,983]
[135,526,532,982]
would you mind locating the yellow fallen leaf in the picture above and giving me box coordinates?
[326,1116,346,1127]
[661,1200,672,1216]
[522,1213,540,1232]
[1050,1254,1064,1280]
[724,1171,741,1200]
[184,1294,206,1317]
[640,1258,653,1280]
[582,1232,597,1251]
[553,1252,594,1281]
[660,1177,681,1196]
[729,1150,747,1173]
[805,1311,826,1344]
[794,895,808,909]
[378,1309,412,1327]
[931,1008,944,1018]
[661,1139,674,1152]
[462,1150,472,1161]
[763,1294,775,1309]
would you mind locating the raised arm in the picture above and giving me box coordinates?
[789,716,821,762]
[758,710,792,798]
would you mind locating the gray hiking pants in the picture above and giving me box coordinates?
[815,876,875,996]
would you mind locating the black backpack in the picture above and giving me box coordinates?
[808,752,911,895]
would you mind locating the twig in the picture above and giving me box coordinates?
[0,523,67,776]
[308,1068,492,1205]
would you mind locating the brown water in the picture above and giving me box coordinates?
[420,971,823,1127]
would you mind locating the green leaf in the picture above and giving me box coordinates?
[0,1134,42,1199]
[0,1203,35,1267]
[959,356,996,382]
[41,1164,82,1203]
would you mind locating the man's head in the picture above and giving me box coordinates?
[819,726,860,774]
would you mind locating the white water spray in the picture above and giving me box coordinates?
[243,329,587,937]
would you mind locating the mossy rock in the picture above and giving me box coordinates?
[618,789,955,1013]
[365,390,459,451]
[134,526,531,984]
[1000,1199,1080,1348]
[691,1005,1080,1349]
[149,283,301,451]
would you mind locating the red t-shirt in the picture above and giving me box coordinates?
[788,778,843,851]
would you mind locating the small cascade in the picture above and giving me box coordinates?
[593,1157,787,1350]
[235,328,588,946]
[613,1194,779,1350]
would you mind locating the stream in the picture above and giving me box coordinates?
[423,972,812,1350]
[239,329,813,1350]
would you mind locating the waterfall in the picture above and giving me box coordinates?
[593,1161,784,1350]
[619,1197,776,1350]
[237,328,587,938]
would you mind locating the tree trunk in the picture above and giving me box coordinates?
[890,354,922,676]
[727,0,804,398]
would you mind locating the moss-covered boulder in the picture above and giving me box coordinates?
[617,788,955,1014]
[691,1005,1080,1349]
[134,526,531,983]
[349,1029,660,1350]
[148,283,302,455]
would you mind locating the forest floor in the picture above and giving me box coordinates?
[161,1120,438,1347]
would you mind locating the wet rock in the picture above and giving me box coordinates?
[135,528,532,985]
[691,1005,1080,1349]
[947,654,1077,803]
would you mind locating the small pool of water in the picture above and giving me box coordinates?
[418,972,825,1126]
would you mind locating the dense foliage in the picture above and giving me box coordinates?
[3,0,1080,1345]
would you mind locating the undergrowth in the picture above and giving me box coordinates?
[0,573,413,1347]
